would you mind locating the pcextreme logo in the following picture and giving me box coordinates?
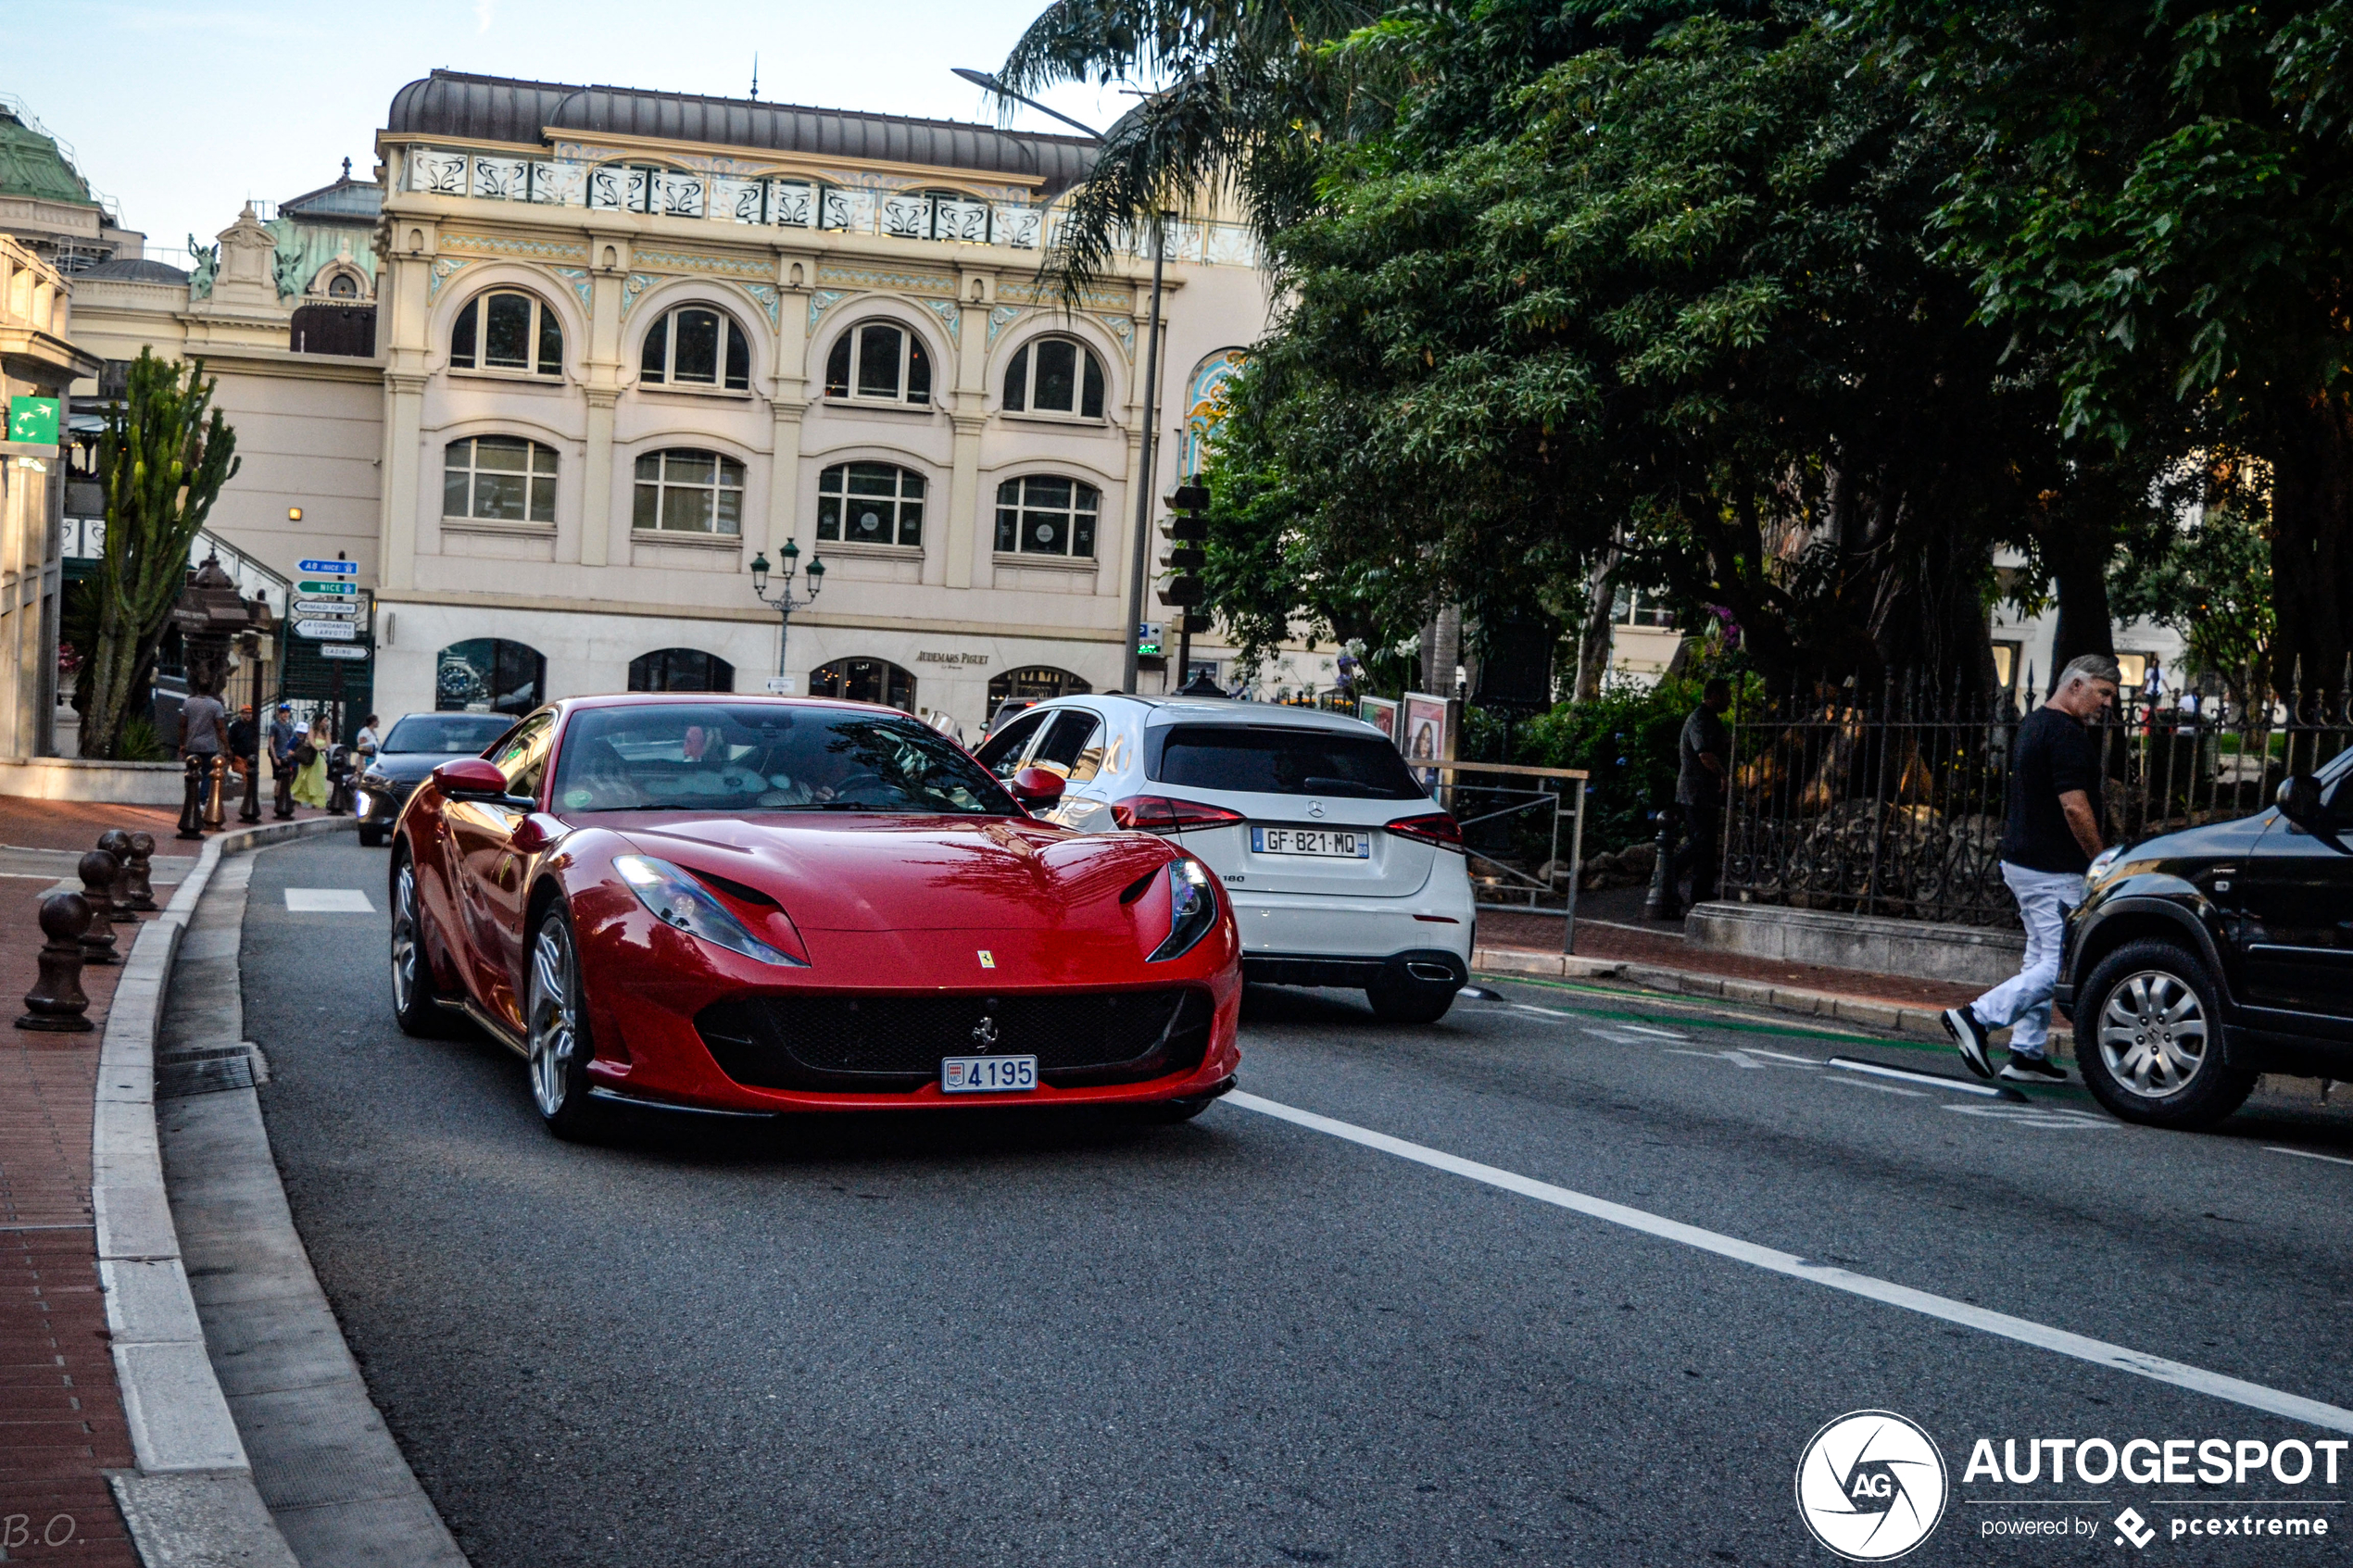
[1796,1410,1951,1561]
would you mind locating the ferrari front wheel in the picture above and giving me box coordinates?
[389,847,459,1038]
[525,906,605,1140]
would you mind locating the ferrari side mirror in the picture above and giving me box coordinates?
[433,759,510,799]
[1008,766,1066,812]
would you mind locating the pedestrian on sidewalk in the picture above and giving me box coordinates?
[179,685,226,765]
[1675,677,1733,906]
[356,713,382,762]
[1944,653,2121,1084]
[270,702,298,819]
[292,715,333,809]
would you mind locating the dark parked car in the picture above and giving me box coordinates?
[354,712,520,847]
[2058,748,2353,1128]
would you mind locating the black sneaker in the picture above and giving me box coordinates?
[1944,1007,1994,1079]
[2000,1054,2068,1084]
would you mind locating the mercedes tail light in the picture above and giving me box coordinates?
[1384,811,1464,851]
[1109,796,1248,834]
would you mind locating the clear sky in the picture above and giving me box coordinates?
[1,0,1126,268]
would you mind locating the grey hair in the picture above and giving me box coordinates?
[2057,653,2122,690]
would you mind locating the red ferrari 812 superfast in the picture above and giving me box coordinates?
[386,695,1241,1137]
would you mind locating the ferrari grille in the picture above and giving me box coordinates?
[695,987,1215,1093]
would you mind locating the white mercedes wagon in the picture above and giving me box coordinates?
[975,696,1476,1022]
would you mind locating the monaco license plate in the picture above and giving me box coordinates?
[1252,826,1372,859]
[940,1055,1038,1094]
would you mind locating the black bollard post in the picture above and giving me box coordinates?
[76,850,120,966]
[96,830,136,922]
[125,831,158,912]
[1642,803,1684,922]
[239,750,262,824]
[176,752,207,840]
[16,891,94,1033]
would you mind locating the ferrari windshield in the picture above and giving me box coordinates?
[550,704,1016,815]
[382,714,516,755]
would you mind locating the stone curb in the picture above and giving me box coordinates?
[94,817,353,1568]
[1471,946,2076,1061]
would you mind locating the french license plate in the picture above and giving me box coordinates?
[940,1055,1038,1093]
[1252,826,1371,859]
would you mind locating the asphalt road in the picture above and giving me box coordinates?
[238,837,2353,1566]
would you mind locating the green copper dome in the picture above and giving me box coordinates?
[0,106,94,208]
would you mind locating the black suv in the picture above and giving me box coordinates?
[2058,749,2353,1128]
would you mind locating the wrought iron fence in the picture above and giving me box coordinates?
[1720,673,2353,928]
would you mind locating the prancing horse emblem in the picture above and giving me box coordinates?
[1306,799,1326,819]
[971,1015,1000,1048]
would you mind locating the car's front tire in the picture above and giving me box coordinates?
[525,904,607,1141]
[2076,938,2256,1130]
[389,847,460,1038]
[1366,974,1458,1025]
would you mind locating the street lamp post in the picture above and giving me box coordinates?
[749,542,824,692]
[956,69,1167,695]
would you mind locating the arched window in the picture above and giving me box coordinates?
[994,475,1101,558]
[633,449,745,535]
[816,463,925,547]
[436,638,546,716]
[824,320,931,406]
[444,436,557,523]
[810,658,915,712]
[450,289,561,376]
[1003,337,1105,419]
[639,305,751,391]
[628,648,736,692]
[988,667,1092,707]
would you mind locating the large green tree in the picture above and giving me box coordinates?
[1860,0,2353,696]
[82,349,240,759]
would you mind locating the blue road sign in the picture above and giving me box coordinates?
[297,558,357,575]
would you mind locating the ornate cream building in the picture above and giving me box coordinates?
[73,71,1330,730]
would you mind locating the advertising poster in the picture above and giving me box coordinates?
[1402,691,1452,766]
[1359,696,1399,744]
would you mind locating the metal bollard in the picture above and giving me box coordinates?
[176,752,208,839]
[203,755,228,829]
[239,752,262,824]
[124,831,158,912]
[77,849,121,965]
[96,830,136,921]
[16,891,94,1033]
[1642,803,1684,922]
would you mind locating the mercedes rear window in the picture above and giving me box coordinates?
[1149,725,1427,799]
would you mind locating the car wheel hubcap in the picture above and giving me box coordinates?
[390,865,419,1012]
[2096,970,2208,1099]
[528,922,578,1118]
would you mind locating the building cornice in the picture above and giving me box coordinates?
[375,586,1129,641]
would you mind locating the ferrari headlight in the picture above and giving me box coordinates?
[613,855,803,967]
[1149,858,1218,962]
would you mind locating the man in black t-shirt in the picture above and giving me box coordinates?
[1945,654,2120,1083]
[1669,677,1733,909]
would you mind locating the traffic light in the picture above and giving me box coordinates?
[1157,486,1215,679]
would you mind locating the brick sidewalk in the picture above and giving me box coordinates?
[1480,909,1982,1011]
[0,801,195,1566]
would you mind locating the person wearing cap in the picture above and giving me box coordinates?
[269,703,298,819]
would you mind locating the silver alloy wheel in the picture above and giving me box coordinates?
[527,916,580,1119]
[2095,968,2210,1099]
[390,862,421,1013]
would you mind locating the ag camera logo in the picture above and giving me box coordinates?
[1796,1411,1949,1561]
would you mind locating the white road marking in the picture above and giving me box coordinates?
[1945,1105,2117,1129]
[1828,1056,2009,1098]
[285,888,374,913]
[2265,1147,2353,1168]
[1604,1022,1689,1039]
[1509,1003,1573,1019]
[1826,1077,1928,1097]
[1666,1047,1766,1069]
[1739,1047,1826,1068]
[1226,1090,2353,1433]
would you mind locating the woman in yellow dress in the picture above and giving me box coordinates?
[291,715,333,809]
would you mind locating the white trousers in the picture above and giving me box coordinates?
[1970,862,2087,1058]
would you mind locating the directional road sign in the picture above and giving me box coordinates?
[319,645,370,661]
[297,580,356,595]
[297,558,357,576]
[294,619,358,640]
[294,598,358,618]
